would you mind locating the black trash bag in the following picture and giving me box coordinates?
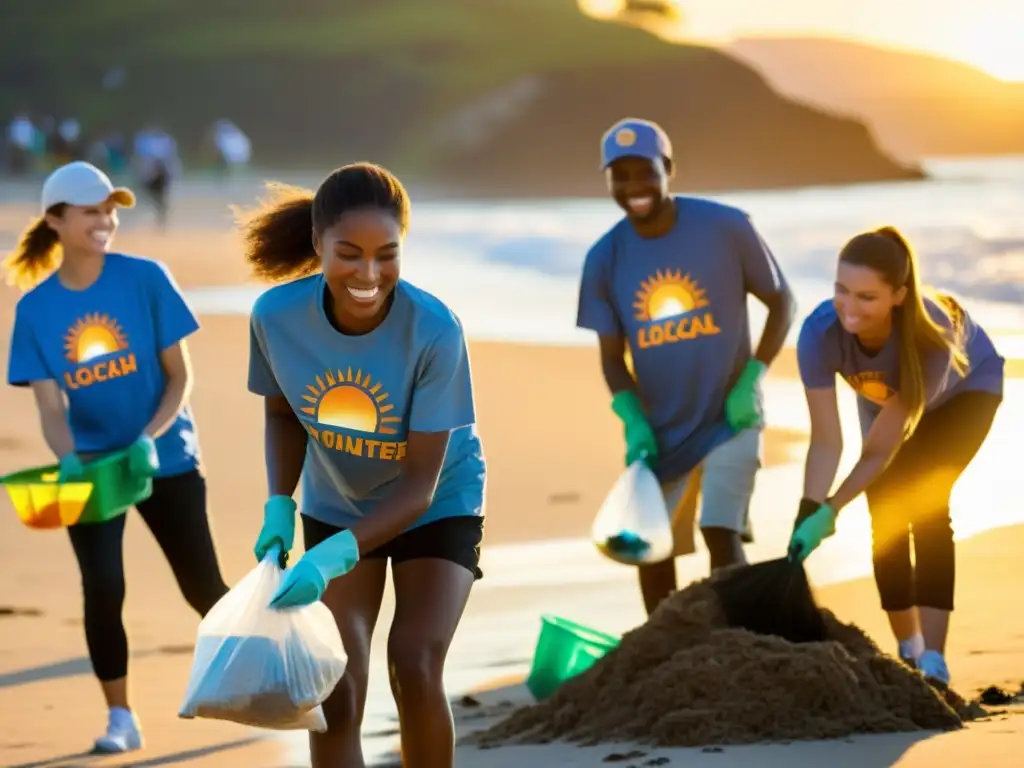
[710,557,827,644]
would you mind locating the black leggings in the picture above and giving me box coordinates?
[67,469,228,681]
[867,391,1001,612]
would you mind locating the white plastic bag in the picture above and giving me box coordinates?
[178,551,347,731]
[591,460,674,566]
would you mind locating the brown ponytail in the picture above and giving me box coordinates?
[841,226,968,435]
[1,205,67,290]
[233,182,320,283]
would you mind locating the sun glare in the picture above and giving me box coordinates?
[950,17,1024,81]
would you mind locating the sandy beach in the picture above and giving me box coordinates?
[1,197,1022,766]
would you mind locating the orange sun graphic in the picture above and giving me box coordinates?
[64,313,129,363]
[633,269,708,321]
[300,368,401,434]
[854,380,895,406]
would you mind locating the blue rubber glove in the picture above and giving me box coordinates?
[725,359,767,431]
[254,495,297,565]
[126,435,159,478]
[788,503,837,562]
[611,390,659,467]
[57,453,85,483]
[269,529,360,610]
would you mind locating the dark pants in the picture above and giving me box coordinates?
[67,469,228,681]
[867,391,1000,612]
[142,164,170,228]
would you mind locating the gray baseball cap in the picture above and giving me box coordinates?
[40,161,136,212]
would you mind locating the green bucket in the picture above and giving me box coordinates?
[2,449,152,528]
[525,615,620,701]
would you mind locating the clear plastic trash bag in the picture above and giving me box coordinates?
[591,460,674,566]
[178,549,347,732]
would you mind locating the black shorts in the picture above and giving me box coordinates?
[302,514,484,580]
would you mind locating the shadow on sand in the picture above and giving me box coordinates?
[6,736,266,768]
[369,679,946,768]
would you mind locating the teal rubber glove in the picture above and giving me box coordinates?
[126,435,159,478]
[788,503,837,562]
[725,359,767,431]
[269,529,360,609]
[57,453,85,483]
[254,495,297,565]
[611,390,658,467]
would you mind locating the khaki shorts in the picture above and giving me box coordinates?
[661,428,761,558]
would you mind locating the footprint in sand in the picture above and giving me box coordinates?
[0,436,22,451]
[547,491,581,504]
[156,643,196,655]
[0,606,43,618]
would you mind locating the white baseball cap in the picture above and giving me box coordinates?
[40,161,136,212]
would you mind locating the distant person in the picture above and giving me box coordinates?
[576,118,796,616]
[36,115,57,168]
[131,124,180,230]
[241,163,486,767]
[3,161,228,754]
[105,131,129,176]
[791,226,1004,688]
[49,118,84,165]
[6,112,35,175]
[205,118,251,176]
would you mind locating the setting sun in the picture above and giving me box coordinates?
[579,0,1024,82]
[946,16,1024,81]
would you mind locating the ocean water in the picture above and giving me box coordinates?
[186,156,1024,356]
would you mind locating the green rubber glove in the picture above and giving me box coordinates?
[269,529,360,609]
[57,453,85,483]
[611,390,658,467]
[725,359,767,431]
[254,495,297,565]
[126,435,159,478]
[788,502,837,562]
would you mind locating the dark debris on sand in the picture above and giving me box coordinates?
[466,576,999,750]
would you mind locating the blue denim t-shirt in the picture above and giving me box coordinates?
[576,196,787,483]
[248,275,486,530]
[7,253,202,477]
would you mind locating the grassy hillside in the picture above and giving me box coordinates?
[0,1,920,195]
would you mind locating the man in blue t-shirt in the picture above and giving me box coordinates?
[577,118,797,615]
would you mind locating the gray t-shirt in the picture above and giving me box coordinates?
[797,296,1004,435]
[248,275,486,530]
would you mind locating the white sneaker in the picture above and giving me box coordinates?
[92,708,144,754]
[917,650,951,689]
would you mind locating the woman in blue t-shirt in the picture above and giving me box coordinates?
[791,226,1004,689]
[241,163,486,767]
[3,162,228,754]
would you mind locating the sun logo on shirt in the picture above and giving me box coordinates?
[633,270,709,322]
[64,313,129,363]
[844,372,896,406]
[300,368,402,435]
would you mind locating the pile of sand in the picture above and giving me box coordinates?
[469,579,968,748]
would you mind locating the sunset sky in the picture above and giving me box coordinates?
[587,0,1024,81]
